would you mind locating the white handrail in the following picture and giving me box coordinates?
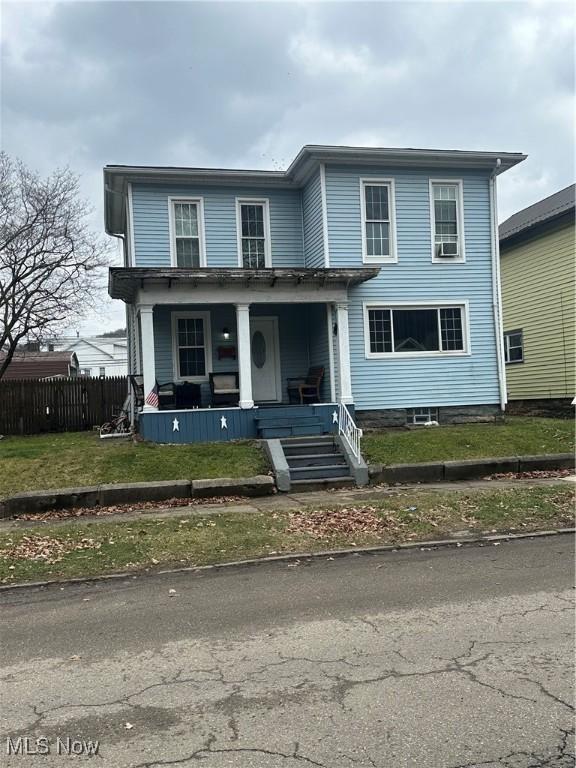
[338,402,362,461]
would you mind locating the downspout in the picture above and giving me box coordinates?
[489,159,507,412]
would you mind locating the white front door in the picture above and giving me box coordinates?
[250,317,280,402]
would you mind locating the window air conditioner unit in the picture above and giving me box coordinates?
[436,242,459,258]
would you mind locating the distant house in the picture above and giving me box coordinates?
[51,336,128,377]
[499,184,575,414]
[0,350,79,380]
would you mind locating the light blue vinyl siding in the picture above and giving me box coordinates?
[132,183,304,268]
[302,169,325,267]
[325,165,499,410]
[307,304,331,401]
[152,303,325,405]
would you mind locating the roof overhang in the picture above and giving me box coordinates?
[109,267,380,304]
[104,145,527,236]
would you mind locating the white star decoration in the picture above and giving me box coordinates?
[172,418,179,432]
[332,410,338,424]
[220,415,228,430]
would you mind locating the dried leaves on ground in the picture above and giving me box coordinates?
[484,470,572,480]
[0,535,101,563]
[287,506,409,540]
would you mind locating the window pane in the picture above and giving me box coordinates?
[392,309,439,352]
[178,317,204,347]
[368,309,392,353]
[174,203,198,238]
[179,347,205,377]
[176,238,200,267]
[242,238,265,268]
[241,204,264,237]
[509,346,523,362]
[365,185,389,221]
[508,333,522,348]
[440,308,464,351]
[434,185,457,201]
[366,221,390,258]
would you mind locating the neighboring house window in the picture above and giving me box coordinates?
[99,366,106,377]
[169,198,205,267]
[504,330,523,364]
[360,179,396,263]
[407,407,438,425]
[430,181,465,261]
[80,368,91,376]
[172,312,211,381]
[237,199,270,268]
[365,304,468,357]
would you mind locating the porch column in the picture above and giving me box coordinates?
[236,303,254,409]
[138,304,158,412]
[335,302,353,404]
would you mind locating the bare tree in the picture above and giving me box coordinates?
[0,153,110,379]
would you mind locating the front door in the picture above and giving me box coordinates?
[250,317,280,402]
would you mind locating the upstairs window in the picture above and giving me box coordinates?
[237,199,270,268]
[366,304,468,357]
[170,199,205,267]
[431,181,465,262]
[504,330,524,363]
[361,180,396,262]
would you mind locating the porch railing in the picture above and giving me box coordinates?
[338,402,362,461]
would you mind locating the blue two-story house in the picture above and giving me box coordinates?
[104,145,525,454]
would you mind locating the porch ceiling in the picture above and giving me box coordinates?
[109,267,380,303]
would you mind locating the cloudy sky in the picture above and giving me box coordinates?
[2,0,574,333]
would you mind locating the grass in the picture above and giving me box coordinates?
[0,484,573,584]
[0,432,268,497]
[363,417,575,465]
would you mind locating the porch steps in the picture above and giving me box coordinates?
[281,435,355,491]
[255,406,325,439]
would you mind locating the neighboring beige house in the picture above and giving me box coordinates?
[499,184,575,414]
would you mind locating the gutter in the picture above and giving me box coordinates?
[489,159,507,411]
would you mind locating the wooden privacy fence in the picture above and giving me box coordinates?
[0,377,128,435]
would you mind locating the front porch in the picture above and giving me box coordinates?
[110,266,377,443]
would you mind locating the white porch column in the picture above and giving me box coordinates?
[335,302,353,404]
[236,303,254,409]
[138,304,157,412]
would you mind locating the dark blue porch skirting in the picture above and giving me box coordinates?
[139,404,350,443]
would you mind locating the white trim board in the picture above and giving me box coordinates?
[167,196,207,268]
[235,197,272,268]
[363,300,471,359]
[429,179,466,264]
[320,163,330,267]
[171,310,213,382]
[359,177,398,264]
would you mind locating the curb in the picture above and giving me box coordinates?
[1,527,574,593]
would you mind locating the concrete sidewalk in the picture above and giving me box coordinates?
[2,475,574,530]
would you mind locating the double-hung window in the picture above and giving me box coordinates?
[365,303,468,357]
[170,198,204,267]
[430,181,465,261]
[504,330,523,364]
[173,312,211,381]
[361,179,396,262]
[237,199,270,268]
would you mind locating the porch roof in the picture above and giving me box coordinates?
[108,267,380,303]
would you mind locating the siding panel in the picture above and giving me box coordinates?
[302,169,325,267]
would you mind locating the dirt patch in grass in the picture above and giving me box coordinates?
[0,484,573,585]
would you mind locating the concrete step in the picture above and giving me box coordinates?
[259,422,323,439]
[287,453,348,468]
[290,464,351,480]
[289,476,355,492]
[281,437,338,455]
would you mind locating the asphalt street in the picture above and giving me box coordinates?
[1,535,574,767]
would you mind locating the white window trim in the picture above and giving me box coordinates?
[168,196,207,268]
[360,178,397,264]
[236,198,272,268]
[363,300,471,359]
[429,179,466,264]
[504,329,524,364]
[127,182,135,267]
[171,311,212,383]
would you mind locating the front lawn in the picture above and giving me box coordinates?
[0,484,573,584]
[0,432,268,497]
[363,417,574,465]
